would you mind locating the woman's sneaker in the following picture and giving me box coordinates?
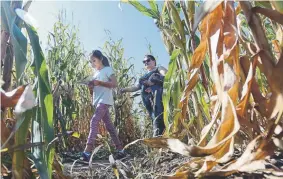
[80,151,91,162]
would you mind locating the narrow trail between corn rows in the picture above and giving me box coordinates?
[61,151,283,179]
[62,151,190,179]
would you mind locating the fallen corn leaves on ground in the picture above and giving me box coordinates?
[61,147,283,179]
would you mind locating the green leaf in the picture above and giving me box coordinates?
[128,0,159,19]
[31,112,49,179]
[12,110,33,179]
[171,74,181,110]
[148,0,159,15]
[1,4,9,31]
[25,23,54,179]
[163,49,181,135]
[195,82,210,124]
[2,1,27,82]
[270,1,283,14]
[12,23,28,81]
[255,1,272,9]
[167,1,186,42]
[72,132,80,138]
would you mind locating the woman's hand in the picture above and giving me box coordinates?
[89,75,117,89]
[88,82,94,88]
[92,80,100,86]
[89,80,100,86]
[88,83,94,96]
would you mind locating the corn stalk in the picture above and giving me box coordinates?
[45,10,93,152]
[103,35,142,145]
[1,1,56,178]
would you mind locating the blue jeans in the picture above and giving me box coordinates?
[141,85,165,136]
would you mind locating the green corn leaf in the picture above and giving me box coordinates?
[163,49,181,135]
[270,1,283,14]
[255,1,272,9]
[1,4,9,31]
[72,132,80,138]
[2,1,27,82]
[126,0,159,19]
[12,110,33,179]
[25,23,54,179]
[167,1,186,42]
[12,23,28,81]
[148,0,159,15]
[31,110,49,179]
[171,74,181,107]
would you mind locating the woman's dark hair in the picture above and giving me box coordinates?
[91,50,110,67]
[145,54,156,66]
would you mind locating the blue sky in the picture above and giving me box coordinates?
[27,1,170,73]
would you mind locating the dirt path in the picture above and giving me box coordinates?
[62,150,191,179]
[61,149,283,179]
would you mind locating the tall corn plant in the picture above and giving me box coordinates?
[123,0,283,177]
[1,1,55,178]
[103,35,141,144]
[45,10,92,152]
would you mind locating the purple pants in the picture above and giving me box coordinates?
[85,103,122,152]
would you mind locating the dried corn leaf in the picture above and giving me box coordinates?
[192,1,240,163]
[193,0,224,33]
[161,170,192,179]
[201,134,276,177]
[1,85,26,108]
[237,57,258,117]
[193,93,240,158]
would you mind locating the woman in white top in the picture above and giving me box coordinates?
[81,50,125,161]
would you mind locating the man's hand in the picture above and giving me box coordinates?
[149,73,164,85]
[145,88,152,93]
[143,80,154,86]
[149,73,159,81]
